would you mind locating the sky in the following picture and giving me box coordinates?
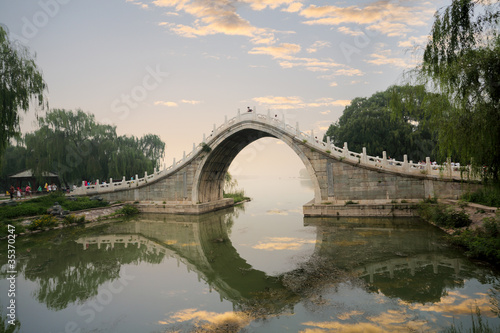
[0,0,450,178]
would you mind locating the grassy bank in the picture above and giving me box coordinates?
[0,192,110,237]
[223,190,250,204]
[0,192,109,220]
[418,199,500,264]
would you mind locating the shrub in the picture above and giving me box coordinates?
[223,190,250,204]
[116,204,140,216]
[27,215,58,231]
[63,214,86,225]
[418,203,472,228]
[461,186,500,207]
[62,197,108,211]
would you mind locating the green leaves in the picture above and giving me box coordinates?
[410,0,500,180]
[324,85,438,162]
[0,26,47,164]
[23,109,165,187]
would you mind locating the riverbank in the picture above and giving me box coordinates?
[418,199,499,265]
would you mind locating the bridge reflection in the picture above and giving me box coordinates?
[72,210,483,310]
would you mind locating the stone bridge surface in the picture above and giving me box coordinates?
[73,111,478,213]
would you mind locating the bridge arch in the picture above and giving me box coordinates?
[192,121,322,203]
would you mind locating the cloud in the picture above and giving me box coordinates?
[282,2,303,13]
[337,26,364,36]
[366,49,413,68]
[241,0,299,11]
[249,43,301,59]
[126,0,149,9]
[299,1,435,37]
[181,99,202,104]
[252,96,350,110]
[154,101,178,107]
[306,40,331,53]
[329,82,338,87]
[398,35,429,48]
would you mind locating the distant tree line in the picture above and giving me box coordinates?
[1,109,165,189]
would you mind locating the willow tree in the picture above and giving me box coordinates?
[0,26,47,164]
[395,0,499,180]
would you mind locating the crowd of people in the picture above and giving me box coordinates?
[6,183,59,200]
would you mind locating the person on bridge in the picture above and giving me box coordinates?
[247,107,252,112]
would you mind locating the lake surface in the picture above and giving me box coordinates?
[1,176,499,333]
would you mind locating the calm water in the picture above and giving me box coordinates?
[1,177,500,333]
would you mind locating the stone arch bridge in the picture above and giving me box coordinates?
[72,111,478,215]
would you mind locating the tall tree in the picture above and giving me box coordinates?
[324,85,438,162]
[396,0,500,179]
[0,26,46,164]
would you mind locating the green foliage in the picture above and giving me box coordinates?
[27,215,58,231]
[345,200,359,205]
[418,203,472,228]
[461,186,500,208]
[23,109,165,187]
[63,214,85,225]
[0,193,108,219]
[398,0,500,180]
[223,190,250,204]
[449,215,500,263]
[116,204,140,216]
[325,85,438,162]
[201,142,212,153]
[62,197,108,211]
[0,26,47,164]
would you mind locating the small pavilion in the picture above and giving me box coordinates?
[8,169,60,192]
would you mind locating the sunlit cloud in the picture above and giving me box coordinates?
[126,0,149,9]
[252,96,350,110]
[181,99,202,104]
[398,35,428,48]
[283,2,303,13]
[337,26,364,36]
[253,237,315,250]
[242,0,299,11]
[329,82,338,87]
[249,43,301,59]
[366,49,413,68]
[154,100,178,107]
[306,40,331,53]
[299,1,435,37]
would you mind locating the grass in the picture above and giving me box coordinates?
[223,190,250,204]
[448,214,500,263]
[418,200,500,263]
[0,192,109,220]
[441,306,500,333]
[114,204,140,216]
[461,185,500,208]
[418,202,472,228]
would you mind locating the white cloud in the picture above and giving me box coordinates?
[154,101,178,107]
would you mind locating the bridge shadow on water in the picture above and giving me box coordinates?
[8,205,495,323]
